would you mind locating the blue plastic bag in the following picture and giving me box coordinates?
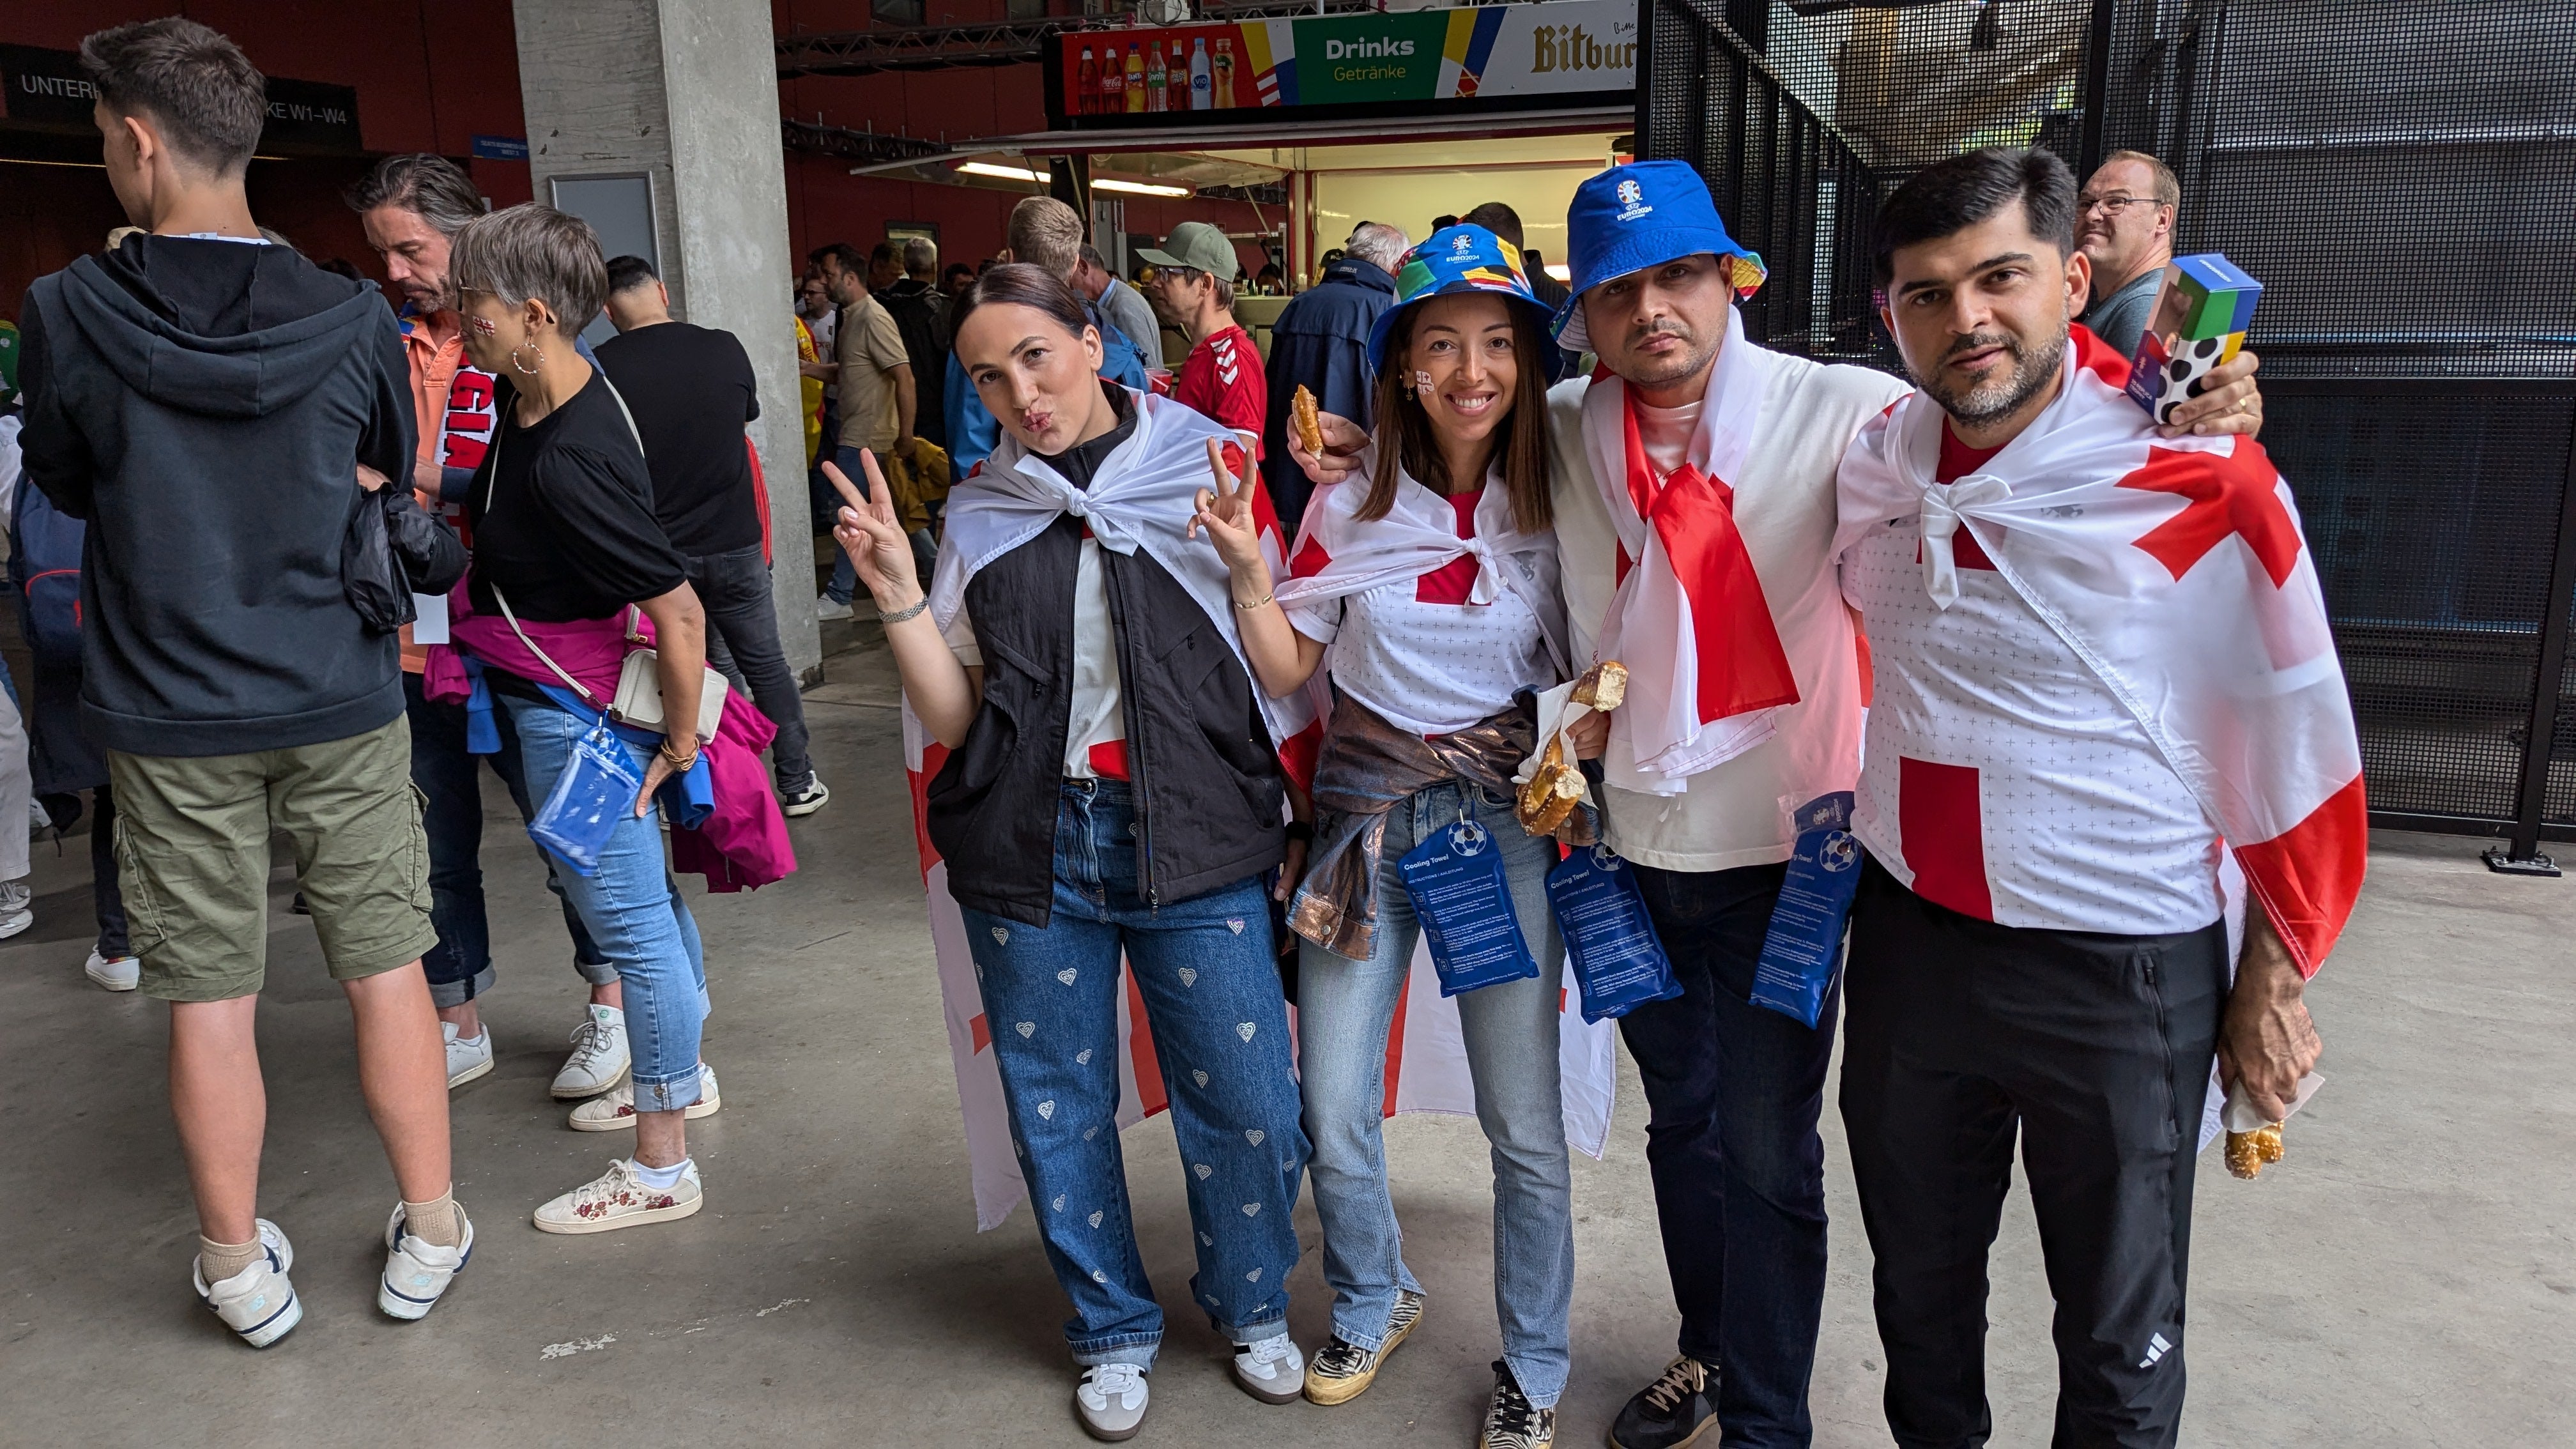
[1749,792,1864,1028]
[1547,843,1683,1023]
[527,714,641,878]
[1396,815,1540,997]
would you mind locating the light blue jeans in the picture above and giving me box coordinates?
[503,694,709,1112]
[1298,779,1575,1407]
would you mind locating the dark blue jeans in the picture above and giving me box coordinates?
[405,673,611,1008]
[684,544,811,786]
[958,779,1308,1368]
[1618,859,1835,1449]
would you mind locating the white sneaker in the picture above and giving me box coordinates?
[569,1063,721,1131]
[532,1157,703,1235]
[443,1022,494,1089]
[194,1220,302,1348]
[29,799,52,837]
[378,1201,474,1320]
[1233,1331,1305,1404]
[0,878,31,940]
[85,947,141,992]
[815,593,853,622]
[551,1004,630,1099]
[1075,1363,1151,1441]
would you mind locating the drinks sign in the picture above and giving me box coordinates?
[1048,0,1636,128]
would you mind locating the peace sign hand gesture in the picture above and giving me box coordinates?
[824,450,923,610]
[1188,438,1270,583]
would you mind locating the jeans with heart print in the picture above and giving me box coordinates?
[959,778,1309,1370]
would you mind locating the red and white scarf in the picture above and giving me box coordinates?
[1834,328,2366,974]
[1274,451,1569,678]
[1579,306,1801,795]
[930,387,1321,781]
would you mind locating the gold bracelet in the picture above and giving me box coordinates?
[659,739,700,770]
[1232,590,1274,611]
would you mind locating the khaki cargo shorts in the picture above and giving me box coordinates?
[109,717,438,1002]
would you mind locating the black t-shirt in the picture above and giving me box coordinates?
[593,321,762,555]
[468,368,687,625]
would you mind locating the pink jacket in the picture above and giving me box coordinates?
[423,592,797,892]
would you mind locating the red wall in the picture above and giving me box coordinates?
[2,0,530,319]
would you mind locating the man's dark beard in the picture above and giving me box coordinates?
[1614,320,1717,389]
[1917,327,2066,425]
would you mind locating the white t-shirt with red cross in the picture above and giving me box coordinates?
[1840,426,2224,933]
[1285,472,1560,737]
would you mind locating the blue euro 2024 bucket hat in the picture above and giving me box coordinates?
[1365,224,1560,376]
[1554,160,1767,353]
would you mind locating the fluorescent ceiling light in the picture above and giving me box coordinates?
[951,160,1190,197]
[955,160,1046,183]
[1545,263,1570,281]
[1092,176,1192,197]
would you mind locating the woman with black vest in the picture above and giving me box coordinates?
[825,264,1308,1441]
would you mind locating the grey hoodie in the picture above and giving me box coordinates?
[19,234,417,756]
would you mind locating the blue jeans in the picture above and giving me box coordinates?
[406,674,610,1008]
[684,544,812,787]
[1619,859,1830,1448]
[501,694,710,1111]
[960,779,1307,1368]
[823,444,870,605]
[1298,779,1574,1407]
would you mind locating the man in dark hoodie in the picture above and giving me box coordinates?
[17,18,472,1346]
[1257,220,1406,532]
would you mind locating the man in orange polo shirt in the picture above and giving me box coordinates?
[351,155,624,1103]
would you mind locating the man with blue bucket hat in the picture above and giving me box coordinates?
[1545,160,2267,1448]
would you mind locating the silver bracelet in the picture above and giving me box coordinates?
[878,595,931,624]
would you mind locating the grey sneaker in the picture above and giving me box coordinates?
[1303,1288,1425,1405]
[379,1200,474,1320]
[1074,1363,1149,1441]
[194,1220,301,1348]
[0,878,31,939]
[1232,1330,1305,1404]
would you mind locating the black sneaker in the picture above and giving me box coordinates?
[779,772,831,818]
[1302,1288,1425,1406]
[1478,1360,1556,1449]
[1609,1356,1719,1449]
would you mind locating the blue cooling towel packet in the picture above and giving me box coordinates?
[528,714,641,878]
[1396,816,1540,997]
[1749,791,1863,1027]
[1547,843,1682,1023]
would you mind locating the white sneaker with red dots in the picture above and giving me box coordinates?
[568,1064,721,1131]
[532,1158,703,1235]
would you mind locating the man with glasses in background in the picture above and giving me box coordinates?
[2073,150,2179,356]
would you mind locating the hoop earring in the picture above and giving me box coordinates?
[509,342,546,376]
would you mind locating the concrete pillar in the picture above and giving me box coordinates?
[512,0,822,682]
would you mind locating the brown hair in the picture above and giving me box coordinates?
[1008,196,1087,281]
[950,262,1096,356]
[1362,300,1554,536]
[79,18,266,174]
[2101,148,2181,208]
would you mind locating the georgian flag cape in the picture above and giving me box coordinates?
[907,389,1614,1229]
[1579,307,1804,795]
[1273,452,1571,682]
[1832,328,2366,978]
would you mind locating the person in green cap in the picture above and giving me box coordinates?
[1141,220,1267,459]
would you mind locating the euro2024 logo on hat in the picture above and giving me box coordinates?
[1615,176,1652,222]
[1452,231,1476,256]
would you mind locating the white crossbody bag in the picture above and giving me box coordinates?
[482,376,728,742]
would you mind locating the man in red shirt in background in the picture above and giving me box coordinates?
[349,153,621,1105]
[1142,221,1266,456]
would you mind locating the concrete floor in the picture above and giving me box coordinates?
[5,623,2572,1447]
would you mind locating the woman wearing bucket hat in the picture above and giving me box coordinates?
[1191,224,1579,1449]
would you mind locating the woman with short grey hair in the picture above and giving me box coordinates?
[439,203,726,1232]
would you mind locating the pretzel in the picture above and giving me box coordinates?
[1291,384,1325,457]
[2224,1123,2285,1180]
[1516,735,1587,836]
[1571,659,1627,712]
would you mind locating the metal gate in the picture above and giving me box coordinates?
[1636,0,2576,870]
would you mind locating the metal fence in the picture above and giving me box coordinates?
[1637,0,2576,869]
